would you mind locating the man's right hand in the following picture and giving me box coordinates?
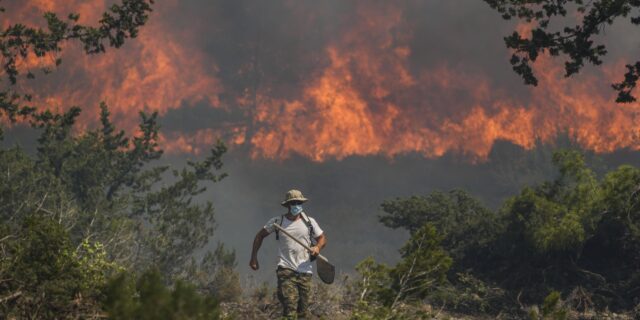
[250,257,259,270]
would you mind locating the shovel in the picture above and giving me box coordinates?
[273,224,335,284]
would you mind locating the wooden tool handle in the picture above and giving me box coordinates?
[273,224,328,262]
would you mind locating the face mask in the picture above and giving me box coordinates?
[290,204,303,215]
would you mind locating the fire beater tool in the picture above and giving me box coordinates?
[273,224,335,284]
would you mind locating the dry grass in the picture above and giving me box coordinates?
[220,276,640,320]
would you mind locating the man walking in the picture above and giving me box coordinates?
[250,189,327,319]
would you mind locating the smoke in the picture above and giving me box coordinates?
[5,0,640,159]
[206,137,640,283]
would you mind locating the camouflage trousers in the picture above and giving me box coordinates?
[276,266,312,319]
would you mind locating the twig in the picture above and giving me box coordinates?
[434,300,446,318]
[36,207,55,215]
[517,290,526,311]
[0,290,22,303]
[389,232,427,312]
[35,192,48,214]
[0,234,16,243]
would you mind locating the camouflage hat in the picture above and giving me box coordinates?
[281,189,309,206]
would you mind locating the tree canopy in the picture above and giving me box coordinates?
[0,0,154,138]
[357,150,640,316]
[484,0,640,102]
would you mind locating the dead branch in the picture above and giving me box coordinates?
[389,232,427,312]
[0,290,22,303]
[0,234,16,243]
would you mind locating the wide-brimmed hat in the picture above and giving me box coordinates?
[281,189,309,207]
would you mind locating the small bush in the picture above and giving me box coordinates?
[103,269,220,320]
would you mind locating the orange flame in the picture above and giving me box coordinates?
[4,2,640,161]
[246,6,640,161]
[3,0,222,135]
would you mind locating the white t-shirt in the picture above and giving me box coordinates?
[264,213,324,274]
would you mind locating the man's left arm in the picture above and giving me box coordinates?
[309,218,325,257]
[311,234,326,256]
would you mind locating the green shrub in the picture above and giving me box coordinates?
[103,269,220,320]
